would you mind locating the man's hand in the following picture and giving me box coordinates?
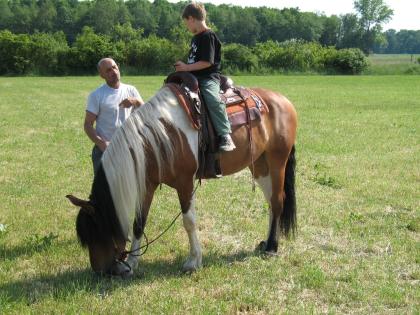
[174,61,188,72]
[119,97,142,108]
[98,140,109,152]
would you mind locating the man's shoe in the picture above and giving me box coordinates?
[218,134,236,152]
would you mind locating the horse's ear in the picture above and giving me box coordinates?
[66,194,95,215]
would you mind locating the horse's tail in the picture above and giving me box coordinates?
[280,145,297,237]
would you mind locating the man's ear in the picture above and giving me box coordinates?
[66,194,95,215]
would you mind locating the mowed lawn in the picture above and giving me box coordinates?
[0,75,418,314]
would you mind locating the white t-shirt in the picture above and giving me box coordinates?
[86,83,141,141]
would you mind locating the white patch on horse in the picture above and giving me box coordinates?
[159,87,199,161]
[255,175,273,240]
[101,86,197,239]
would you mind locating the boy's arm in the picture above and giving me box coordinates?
[174,60,212,72]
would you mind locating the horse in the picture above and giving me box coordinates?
[67,83,297,277]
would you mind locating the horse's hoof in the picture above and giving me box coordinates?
[263,250,279,257]
[182,261,201,274]
[256,241,267,252]
[255,241,279,256]
[182,264,199,274]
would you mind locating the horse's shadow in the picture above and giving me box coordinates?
[1,248,263,304]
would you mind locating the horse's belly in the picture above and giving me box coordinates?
[219,123,268,175]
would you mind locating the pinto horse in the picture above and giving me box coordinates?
[67,84,297,276]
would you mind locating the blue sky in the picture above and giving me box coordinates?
[170,0,420,31]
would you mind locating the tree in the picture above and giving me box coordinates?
[320,15,341,47]
[353,0,393,53]
[338,13,363,49]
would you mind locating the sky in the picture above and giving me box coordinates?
[169,0,420,31]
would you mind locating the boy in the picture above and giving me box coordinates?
[174,2,236,152]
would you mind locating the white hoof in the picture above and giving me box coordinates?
[182,256,202,273]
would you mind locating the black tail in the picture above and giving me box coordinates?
[280,145,297,237]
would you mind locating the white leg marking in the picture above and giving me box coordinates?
[255,175,274,241]
[182,198,202,272]
[126,237,141,271]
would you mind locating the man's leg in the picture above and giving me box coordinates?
[91,145,103,175]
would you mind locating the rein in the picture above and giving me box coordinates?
[118,182,201,262]
[120,210,182,259]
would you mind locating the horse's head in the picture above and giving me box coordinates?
[66,194,127,274]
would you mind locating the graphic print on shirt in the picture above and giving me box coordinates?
[187,42,198,64]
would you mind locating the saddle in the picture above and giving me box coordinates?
[164,72,268,179]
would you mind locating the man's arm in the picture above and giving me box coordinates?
[84,111,108,152]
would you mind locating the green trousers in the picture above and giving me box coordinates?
[199,78,231,136]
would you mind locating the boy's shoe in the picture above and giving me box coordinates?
[218,134,236,152]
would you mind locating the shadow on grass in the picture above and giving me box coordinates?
[0,238,73,261]
[0,249,261,304]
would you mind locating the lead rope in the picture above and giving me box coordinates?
[119,181,201,260]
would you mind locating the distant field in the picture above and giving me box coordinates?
[0,76,419,314]
[367,54,420,74]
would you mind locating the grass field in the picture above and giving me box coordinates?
[0,75,419,314]
[367,54,420,74]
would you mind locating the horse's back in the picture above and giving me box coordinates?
[220,88,297,175]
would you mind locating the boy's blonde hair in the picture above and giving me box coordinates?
[182,2,206,21]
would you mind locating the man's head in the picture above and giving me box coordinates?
[182,2,207,34]
[97,58,120,88]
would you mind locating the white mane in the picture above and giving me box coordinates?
[102,86,183,239]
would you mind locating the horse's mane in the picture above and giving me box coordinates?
[101,86,179,238]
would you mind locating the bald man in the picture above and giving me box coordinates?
[84,58,144,174]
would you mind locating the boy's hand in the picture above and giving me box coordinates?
[174,61,188,72]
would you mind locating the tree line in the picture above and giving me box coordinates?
[0,0,417,75]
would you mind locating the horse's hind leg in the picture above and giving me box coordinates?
[253,153,288,253]
[177,179,202,272]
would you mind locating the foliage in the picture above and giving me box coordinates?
[0,30,33,74]
[0,27,369,75]
[325,48,369,74]
[125,35,183,74]
[353,0,394,53]
[254,40,368,74]
[0,0,418,53]
[223,43,259,73]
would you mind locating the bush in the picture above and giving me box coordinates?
[327,48,368,74]
[223,43,258,73]
[0,30,33,74]
[66,26,120,74]
[31,32,69,75]
[126,35,181,74]
[255,40,327,73]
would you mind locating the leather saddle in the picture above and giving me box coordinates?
[165,72,267,130]
[164,72,267,179]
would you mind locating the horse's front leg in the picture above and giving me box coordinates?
[178,184,202,272]
[125,185,157,275]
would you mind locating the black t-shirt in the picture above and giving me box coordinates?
[187,29,221,80]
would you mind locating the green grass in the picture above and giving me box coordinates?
[0,75,419,314]
[366,54,420,74]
